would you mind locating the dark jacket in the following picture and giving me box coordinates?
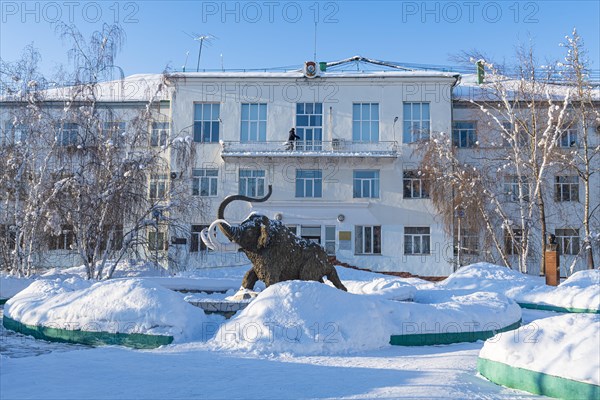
[288,129,300,141]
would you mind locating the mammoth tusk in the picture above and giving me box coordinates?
[202,219,240,252]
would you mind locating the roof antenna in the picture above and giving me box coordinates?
[313,21,318,62]
[184,32,217,72]
[182,51,189,72]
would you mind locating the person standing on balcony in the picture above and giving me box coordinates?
[287,127,301,150]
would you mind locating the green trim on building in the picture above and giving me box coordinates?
[517,302,599,314]
[389,319,521,346]
[2,316,173,349]
[478,357,600,399]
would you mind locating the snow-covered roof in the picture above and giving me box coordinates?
[1,74,170,103]
[454,73,600,102]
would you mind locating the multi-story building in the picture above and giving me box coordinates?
[1,59,598,277]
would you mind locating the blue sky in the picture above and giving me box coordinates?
[1,1,599,77]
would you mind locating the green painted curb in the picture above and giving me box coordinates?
[390,319,522,346]
[0,298,7,305]
[478,357,600,399]
[2,316,173,349]
[517,302,600,314]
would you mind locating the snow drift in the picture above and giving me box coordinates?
[210,280,521,355]
[4,277,207,341]
[479,313,600,386]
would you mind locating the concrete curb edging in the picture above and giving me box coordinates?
[477,357,600,399]
[517,302,600,314]
[2,316,173,349]
[389,319,522,346]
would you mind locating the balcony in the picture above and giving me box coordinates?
[220,140,398,159]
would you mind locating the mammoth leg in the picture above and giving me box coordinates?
[241,268,260,290]
[325,266,347,291]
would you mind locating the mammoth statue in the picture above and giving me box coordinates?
[202,185,347,291]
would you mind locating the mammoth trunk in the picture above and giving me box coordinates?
[216,185,273,241]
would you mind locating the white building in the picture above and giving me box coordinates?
[1,59,598,277]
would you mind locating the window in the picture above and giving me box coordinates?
[555,176,579,202]
[99,225,123,252]
[555,228,580,255]
[148,231,166,251]
[190,224,209,253]
[355,226,381,255]
[192,169,218,196]
[296,169,322,198]
[48,225,74,251]
[296,103,323,150]
[455,229,479,256]
[404,227,430,255]
[149,174,168,199]
[504,228,523,255]
[352,103,379,142]
[403,102,430,143]
[301,225,322,244]
[239,169,266,197]
[150,122,169,147]
[102,122,126,145]
[403,170,429,199]
[241,103,267,142]
[57,122,78,146]
[559,126,578,148]
[504,175,530,202]
[325,226,336,255]
[194,103,220,143]
[452,121,477,148]
[2,122,28,145]
[353,170,379,198]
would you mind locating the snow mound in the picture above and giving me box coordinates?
[210,281,521,355]
[4,277,207,341]
[0,276,34,298]
[479,313,600,385]
[515,269,600,311]
[437,263,542,295]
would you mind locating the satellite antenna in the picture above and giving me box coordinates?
[184,32,217,72]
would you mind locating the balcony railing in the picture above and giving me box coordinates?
[220,140,398,158]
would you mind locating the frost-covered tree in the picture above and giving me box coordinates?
[419,37,596,274]
[0,24,198,278]
[553,29,600,271]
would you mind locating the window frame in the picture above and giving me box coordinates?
[555,228,580,255]
[504,228,523,255]
[149,173,169,200]
[352,103,380,143]
[355,225,382,255]
[150,122,169,147]
[452,121,477,148]
[404,226,431,255]
[295,169,323,198]
[353,170,380,199]
[240,103,267,143]
[403,102,430,143]
[239,169,266,197]
[192,168,219,197]
[554,175,579,202]
[193,103,220,143]
[403,170,429,199]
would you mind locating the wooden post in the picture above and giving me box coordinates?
[545,234,560,286]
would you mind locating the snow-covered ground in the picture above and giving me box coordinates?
[1,262,598,399]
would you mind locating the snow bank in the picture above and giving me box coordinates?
[479,313,600,385]
[515,269,600,312]
[437,263,542,296]
[210,281,521,355]
[0,276,34,299]
[4,277,207,341]
[335,267,417,301]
